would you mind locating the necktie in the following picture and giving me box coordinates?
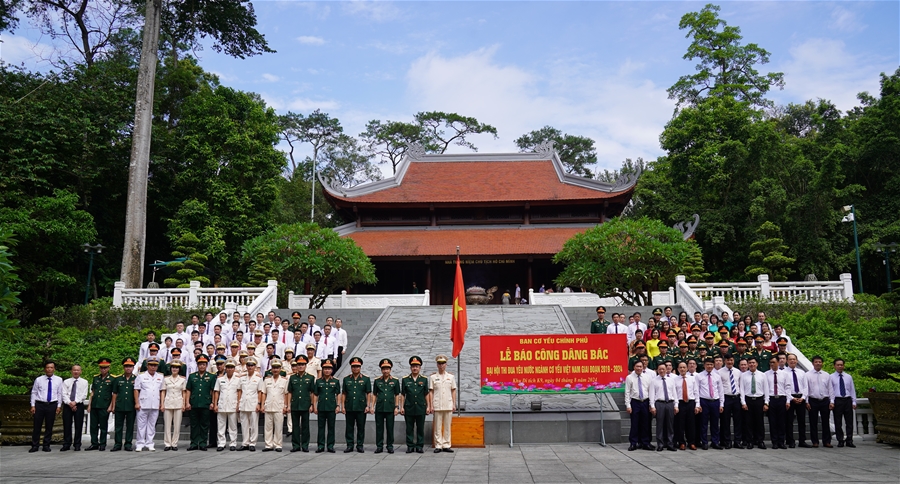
[265,334,268,343]
[792,369,799,393]
[839,373,846,397]
[751,372,756,394]
[47,376,52,401]
[662,377,669,401]
[295,343,299,355]
[325,335,328,347]
[282,333,286,344]
[682,377,688,402]
[774,372,778,396]
[707,373,714,398]
[615,324,619,334]
[70,380,77,402]
[729,370,736,394]
[637,375,643,399]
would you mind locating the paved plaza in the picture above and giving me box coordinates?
[2,441,897,483]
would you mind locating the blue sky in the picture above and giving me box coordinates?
[2,1,898,173]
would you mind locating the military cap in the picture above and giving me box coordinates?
[148,342,160,350]
[283,348,294,355]
[230,340,240,347]
[224,358,236,368]
[776,337,788,344]
[380,358,393,368]
[635,342,646,349]
[718,340,730,347]
[146,359,159,365]
[170,348,182,355]
[296,355,309,364]
[254,330,263,336]
[754,334,765,341]
[214,355,227,363]
[409,356,423,366]
[687,336,698,343]
[239,350,249,356]
[291,311,302,318]
[195,354,209,364]
[122,357,136,366]
[271,359,283,368]
[658,341,668,348]
[718,326,729,333]
[245,357,258,366]
[169,360,183,367]
[667,330,677,338]
[690,323,701,331]
[97,358,112,367]
[704,331,716,338]
[216,343,226,349]
[435,354,448,363]
[321,359,334,369]
[653,308,663,315]
[697,342,708,350]
[247,343,257,349]
[678,340,688,347]
[737,338,748,345]
[306,344,316,350]
[349,357,363,366]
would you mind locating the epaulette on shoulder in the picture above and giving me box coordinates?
[112,373,122,378]
[93,373,101,377]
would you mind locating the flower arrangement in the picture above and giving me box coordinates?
[480,377,625,394]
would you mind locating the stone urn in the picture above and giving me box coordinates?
[865,392,900,444]
[466,286,497,305]
[0,395,60,445]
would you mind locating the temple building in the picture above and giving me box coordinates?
[321,144,638,305]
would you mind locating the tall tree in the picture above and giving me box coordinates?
[515,126,598,177]
[359,119,431,174]
[668,3,784,109]
[318,134,382,188]
[414,111,498,154]
[745,221,795,281]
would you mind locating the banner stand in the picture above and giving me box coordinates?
[595,394,607,447]
[508,394,514,448]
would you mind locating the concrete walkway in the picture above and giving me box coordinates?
[2,441,897,483]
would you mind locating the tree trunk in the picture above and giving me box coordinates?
[120,0,162,288]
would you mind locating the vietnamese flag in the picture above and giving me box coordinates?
[451,255,468,358]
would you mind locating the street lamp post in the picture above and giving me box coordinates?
[842,205,863,294]
[875,242,898,292]
[82,243,105,304]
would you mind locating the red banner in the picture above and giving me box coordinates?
[480,334,628,394]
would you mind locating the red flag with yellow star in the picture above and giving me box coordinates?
[451,255,468,358]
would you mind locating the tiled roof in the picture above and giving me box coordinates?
[325,160,631,204]
[344,226,593,257]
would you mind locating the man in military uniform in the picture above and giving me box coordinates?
[429,354,457,453]
[213,358,241,451]
[673,340,690,368]
[133,358,164,452]
[589,306,609,334]
[86,358,114,451]
[208,355,227,448]
[628,342,647,371]
[109,357,137,452]
[752,334,773,370]
[139,343,169,375]
[259,359,288,452]
[651,341,672,371]
[185,354,216,450]
[373,358,401,454]
[313,359,340,453]
[341,356,372,453]
[287,355,316,452]
[400,356,429,453]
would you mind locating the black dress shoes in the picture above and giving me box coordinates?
[316,448,324,453]
[388,449,394,454]
[60,446,70,451]
[656,445,664,452]
[667,445,677,452]
[375,448,383,454]
[29,447,39,453]
[443,448,454,453]
[406,448,414,454]
[344,447,354,453]
[434,448,442,453]
[846,441,856,448]
[86,445,99,451]
[416,448,423,453]
[627,444,637,451]
[701,444,709,450]
[757,443,767,449]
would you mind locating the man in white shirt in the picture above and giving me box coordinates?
[316,325,338,361]
[138,331,158,365]
[673,361,699,450]
[784,354,809,448]
[269,329,287,358]
[765,357,789,449]
[30,361,64,452]
[134,360,164,452]
[305,345,322,379]
[289,331,309,359]
[696,357,725,449]
[718,354,743,449]
[740,358,770,449]
[186,314,201,335]
[306,314,322,339]
[333,319,349,371]
[649,364,678,451]
[214,359,242,451]
[61,364,89,451]
[624,362,652,451]
[279,320,293,345]
[606,313,625,336]
[626,312,647,345]
[172,322,190,347]
[806,355,833,448]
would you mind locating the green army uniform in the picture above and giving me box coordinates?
[673,351,690,368]
[737,351,755,364]
[111,373,137,450]
[186,369,216,448]
[754,349,773,370]
[589,319,609,334]
[401,372,429,452]
[314,376,340,451]
[651,354,674,371]
[263,369,288,378]
[342,372,372,450]
[89,371,115,448]
[287,372,316,451]
[140,359,169,376]
[373,370,401,452]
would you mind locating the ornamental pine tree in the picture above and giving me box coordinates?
[744,221,795,281]
[163,232,210,288]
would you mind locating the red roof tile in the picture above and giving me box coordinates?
[345,226,592,257]
[326,160,630,204]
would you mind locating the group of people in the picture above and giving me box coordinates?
[593,307,859,452]
[28,311,460,455]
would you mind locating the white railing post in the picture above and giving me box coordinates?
[529,288,534,304]
[341,290,348,308]
[288,291,295,308]
[423,289,430,306]
[113,281,125,307]
[758,274,770,299]
[668,286,675,306]
[188,280,200,308]
[268,280,278,309]
[840,273,853,300]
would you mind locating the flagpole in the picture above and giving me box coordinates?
[456,245,461,417]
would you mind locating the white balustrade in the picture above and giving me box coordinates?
[287,290,430,309]
[685,274,853,305]
[113,280,278,313]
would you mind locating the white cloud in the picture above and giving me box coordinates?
[342,1,402,22]
[0,34,54,69]
[829,6,866,33]
[405,46,672,169]
[777,38,887,112]
[261,73,281,83]
[297,36,326,46]
[261,93,341,112]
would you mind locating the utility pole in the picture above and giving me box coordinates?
[842,205,863,294]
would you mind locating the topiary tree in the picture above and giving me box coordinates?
[244,245,277,287]
[862,291,900,384]
[163,232,210,288]
[745,221,795,281]
[0,228,21,338]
